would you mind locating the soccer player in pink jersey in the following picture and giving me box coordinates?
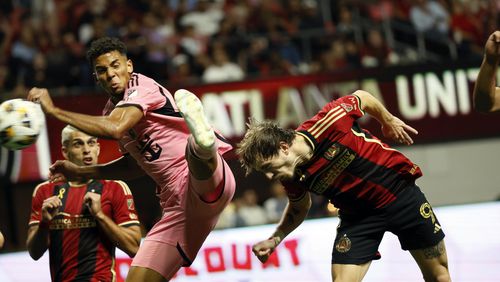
[27,37,236,281]
[474,30,500,113]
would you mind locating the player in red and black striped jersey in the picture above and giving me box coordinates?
[237,90,451,281]
[27,126,141,282]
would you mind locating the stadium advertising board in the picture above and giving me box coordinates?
[1,202,499,281]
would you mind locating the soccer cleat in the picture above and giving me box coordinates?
[174,89,215,149]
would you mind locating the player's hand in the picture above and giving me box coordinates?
[27,87,56,115]
[84,192,103,218]
[252,238,278,263]
[49,160,85,183]
[381,116,418,145]
[484,31,500,65]
[41,196,62,222]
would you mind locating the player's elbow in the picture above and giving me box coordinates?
[27,246,44,261]
[123,235,141,258]
[109,126,128,140]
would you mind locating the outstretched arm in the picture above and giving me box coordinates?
[27,87,143,139]
[473,31,500,113]
[353,90,418,145]
[50,154,146,182]
[252,192,312,263]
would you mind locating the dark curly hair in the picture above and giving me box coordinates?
[86,37,127,65]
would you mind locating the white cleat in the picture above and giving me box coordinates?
[174,89,215,149]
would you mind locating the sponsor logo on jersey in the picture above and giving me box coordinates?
[127,199,134,210]
[323,144,338,161]
[50,216,97,230]
[309,148,355,194]
[340,103,353,112]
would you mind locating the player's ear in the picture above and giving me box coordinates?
[279,141,289,153]
[127,59,133,74]
[61,146,69,159]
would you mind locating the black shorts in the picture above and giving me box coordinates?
[332,184,445,265]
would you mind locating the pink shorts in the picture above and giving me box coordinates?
[131,154,235,279]
[131,240,184,280]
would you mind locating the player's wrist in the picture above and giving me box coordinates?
[270,230,285,247]
[93,211,106,221]
[45,105,59,117]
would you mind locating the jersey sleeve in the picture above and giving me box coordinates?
[116,85,165,116]
[336,94,364,119]
[109,180,140,227]
[298,94,364,137]
[29,182,49,226]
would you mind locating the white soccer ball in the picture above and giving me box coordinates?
[0,99,45,150]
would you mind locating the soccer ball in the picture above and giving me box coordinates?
[0,99,45,150]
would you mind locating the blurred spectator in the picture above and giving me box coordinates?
[202,43,244,83]
[244,37,272,75]
[336,5,357,38]
[140,11,172,81]
[263,182,288,223]
[450,0,483,58]
[214,202,237,229]
[180,0,224,37]
[307,194,330,219]
[409,0,450,40]
[169,54,198,85]
[178,24,208,58]
[235,189,268,227]
[78,0,108,45]
[299,0,325,31]
[320,38,349,71]
[0,230,4,249]
[211,18,246,63]
[360,28,399,67]
[10,20,38,85]
[0,0,494,93]
[271,34,302,74]
[344,37,362,68]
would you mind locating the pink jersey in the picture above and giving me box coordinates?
[102,73,234,258]
[103,73,231,188]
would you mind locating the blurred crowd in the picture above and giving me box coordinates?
[0,0,498,99]
[215,182,339,229]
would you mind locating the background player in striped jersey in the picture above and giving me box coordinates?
[474,30,500,113]
[27,37,236,281]
[27,125,141,282]
[237,90,451,281]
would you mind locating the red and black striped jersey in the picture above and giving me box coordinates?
[283,95,422,213]
[29,180,140,282]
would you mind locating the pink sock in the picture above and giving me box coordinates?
[188,136,217,160]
